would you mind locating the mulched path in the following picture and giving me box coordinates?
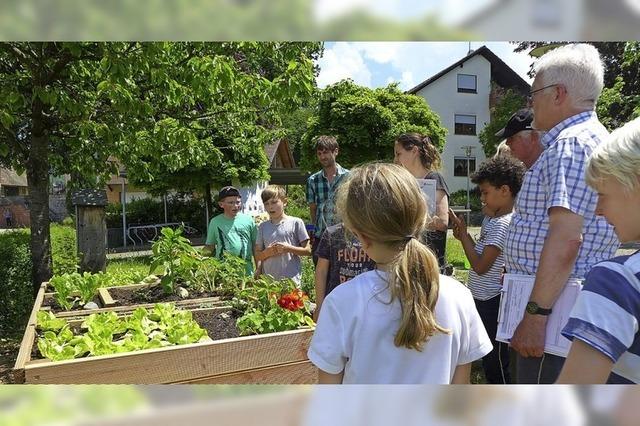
[0,336,21,384]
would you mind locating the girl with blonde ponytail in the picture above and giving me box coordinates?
[307,163,491,384]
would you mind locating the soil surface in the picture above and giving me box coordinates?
[41,294,104,313]
[192,309,241,341]
[0,336,21,384]
[109,285,220,306]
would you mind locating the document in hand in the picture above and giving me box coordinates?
[416,178,437,217]
[496,274,583,357]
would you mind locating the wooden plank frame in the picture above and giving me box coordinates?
[13,282,316,384]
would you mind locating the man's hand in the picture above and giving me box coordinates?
[510,314,547,358]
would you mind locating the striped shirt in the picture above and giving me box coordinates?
[562,250,640,384]
[306,164,349,235]
[504,111,618,278]
[468,214,512,301]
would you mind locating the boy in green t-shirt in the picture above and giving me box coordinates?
[204,186,258,276]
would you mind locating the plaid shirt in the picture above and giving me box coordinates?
[504,111,619,278]
[306,164,349,234]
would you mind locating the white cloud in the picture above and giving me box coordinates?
[316,42,372,88]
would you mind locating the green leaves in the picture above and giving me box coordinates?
[49,272,106,310]
[36,303,208,362]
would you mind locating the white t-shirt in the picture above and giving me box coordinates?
[308,270,492,384]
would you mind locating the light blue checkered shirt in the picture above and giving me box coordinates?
[504,111,619,278]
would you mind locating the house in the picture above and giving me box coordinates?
[407,45,530,193]
[0,167,29,227]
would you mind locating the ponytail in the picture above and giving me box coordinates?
[389,237,449,350]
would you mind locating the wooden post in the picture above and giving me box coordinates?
[72,189,108,273]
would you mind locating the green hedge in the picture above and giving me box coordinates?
[0,224,79,334]
[0,231,33,336]
[450,188,482,212]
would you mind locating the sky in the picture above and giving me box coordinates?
[316,41,534,91]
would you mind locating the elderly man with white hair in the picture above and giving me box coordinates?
[503,43,619,383]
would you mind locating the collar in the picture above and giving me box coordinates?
[321,163,348,179]
[540,110,598,149]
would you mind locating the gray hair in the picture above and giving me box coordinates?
[586,117,640,192]
[533,43,604,110]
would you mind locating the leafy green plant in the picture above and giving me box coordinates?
[49,272,106,309]
[51,224,79,275]
[151,227,201,294]
[233,276,315,336]
[36,303,208,362]
[0,230,33,335]
[49,274,79,310]
[36,311,67,332]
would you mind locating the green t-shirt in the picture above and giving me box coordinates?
[205,213,257,276]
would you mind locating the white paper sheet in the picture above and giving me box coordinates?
[416,178,437,217]
[496,273,583,357]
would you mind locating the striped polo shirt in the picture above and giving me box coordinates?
[562,250,640,383]
[468,213,512,301]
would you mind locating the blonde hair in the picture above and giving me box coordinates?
[586,117,640,192]
[336,162,449,351]
[260,185,287,203]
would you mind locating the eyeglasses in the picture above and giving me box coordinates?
[527,83,560,104]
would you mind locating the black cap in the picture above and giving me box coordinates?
[218,186,240,200]
[495,109,534,139]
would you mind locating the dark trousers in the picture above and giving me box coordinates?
[514,352,565,384]
[475,296,512,384]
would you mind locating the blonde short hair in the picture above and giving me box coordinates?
[260,185,287,203]
[586,117,640,192]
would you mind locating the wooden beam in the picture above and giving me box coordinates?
[175,360,317,384]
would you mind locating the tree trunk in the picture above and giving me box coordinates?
[204,183,212,225]
[27,108,53,296]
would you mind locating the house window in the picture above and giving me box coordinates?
[454,157,476,177]
[454,114,476,135]
[457,74,477,93]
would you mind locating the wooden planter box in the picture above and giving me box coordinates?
[13,282,317,384]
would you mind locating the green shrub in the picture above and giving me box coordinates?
[51,224,79,275]
[0,230,34,335]
[449,188,482,212]
[285,185,310,223]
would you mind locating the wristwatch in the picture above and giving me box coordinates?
[526,301,552,316]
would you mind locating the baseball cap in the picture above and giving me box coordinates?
[218,186,240,200]
[495,109,534,139]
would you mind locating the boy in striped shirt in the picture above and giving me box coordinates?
[449,155,526,383]
[558,117,640,384]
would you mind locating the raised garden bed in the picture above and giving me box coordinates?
[13,281,316,384]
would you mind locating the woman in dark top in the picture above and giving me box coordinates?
[394,133,450,270]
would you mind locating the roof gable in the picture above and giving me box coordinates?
[407,45,530,95]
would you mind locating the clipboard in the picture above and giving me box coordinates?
[496,273,583,357]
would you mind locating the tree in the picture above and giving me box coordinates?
[299,80,447,171]
[478,86,527,156]
[0,42,318,294]
[513,42,640,130]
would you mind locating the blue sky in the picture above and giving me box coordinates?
[316,42,534,91]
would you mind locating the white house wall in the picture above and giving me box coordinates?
[415,54,490,194]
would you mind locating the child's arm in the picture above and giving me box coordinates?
[254,243,278,261]
[451,363,471,384]
[272,240,312,257]
[314,257,330,321]
[318,369,344,384]
[449,209,501,275]
[556,339,613,384]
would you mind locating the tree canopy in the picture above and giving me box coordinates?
[0,41,320,293]
[299,80,447,171]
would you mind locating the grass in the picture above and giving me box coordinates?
[104,256,155,286]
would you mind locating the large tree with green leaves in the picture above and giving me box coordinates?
[0,42,318,294]
[478,86,527,156]
[299,80,447,170]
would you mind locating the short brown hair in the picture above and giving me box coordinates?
[260,185,287,203]
[314,135,339,152]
